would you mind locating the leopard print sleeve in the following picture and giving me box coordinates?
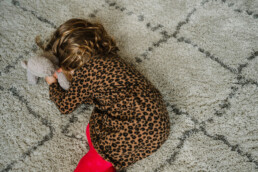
[49,67,93,114]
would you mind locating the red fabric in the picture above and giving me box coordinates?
[74,124,116,172]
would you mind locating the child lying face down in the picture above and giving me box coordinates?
[43,18,170,172]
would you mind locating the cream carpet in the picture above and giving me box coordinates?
[1,0,258,171]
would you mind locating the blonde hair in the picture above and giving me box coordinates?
[43,18,119,72]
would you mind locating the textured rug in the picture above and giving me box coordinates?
[1,0,258,171]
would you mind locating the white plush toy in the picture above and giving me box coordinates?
[21,51,70,90]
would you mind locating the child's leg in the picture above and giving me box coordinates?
[74,124,116,172]
[86,124,93,148]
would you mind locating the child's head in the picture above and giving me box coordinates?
[45,18,119,71]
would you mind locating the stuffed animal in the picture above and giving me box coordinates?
[21,51,70,90]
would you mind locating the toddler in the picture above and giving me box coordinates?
[44,18,170,172]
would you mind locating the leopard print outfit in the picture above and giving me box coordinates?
[49,55,170,170]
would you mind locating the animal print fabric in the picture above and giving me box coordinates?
[49,55,170,170]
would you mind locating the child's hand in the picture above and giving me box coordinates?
[53,68,62,79]
[57,68,62,73]
[45,76,57,85]
[53,72,58,79]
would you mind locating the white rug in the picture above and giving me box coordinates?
[1,0,258,171]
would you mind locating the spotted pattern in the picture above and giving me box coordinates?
[49,55,170,170]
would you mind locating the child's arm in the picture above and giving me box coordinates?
[49,69,93,114]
